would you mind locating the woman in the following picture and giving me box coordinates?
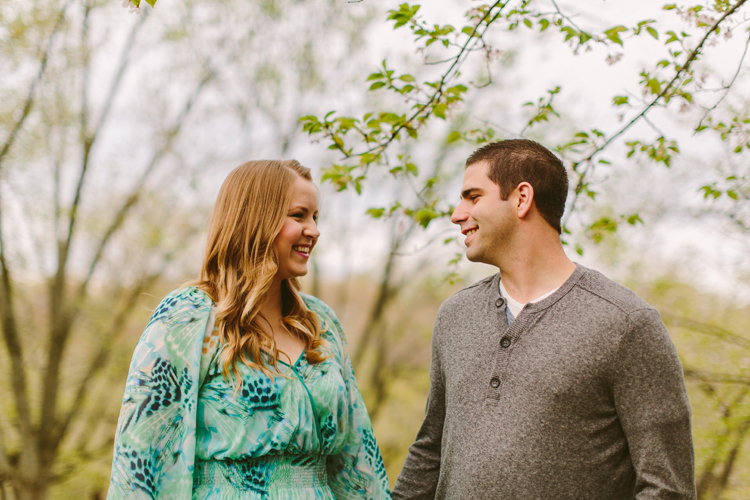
[107,160,392,499]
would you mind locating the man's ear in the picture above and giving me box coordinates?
[516,182,534,218]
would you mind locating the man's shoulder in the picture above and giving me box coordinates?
[437,274,497,316]
[574,266,654,316]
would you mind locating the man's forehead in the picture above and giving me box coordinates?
[462,161,492,186]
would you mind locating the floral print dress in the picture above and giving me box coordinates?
[107,287,392,500]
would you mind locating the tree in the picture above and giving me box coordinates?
[297,0,750,491]
[0,0,376,497]
[301,0,750,246]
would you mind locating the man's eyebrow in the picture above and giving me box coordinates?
[460,187,482,199]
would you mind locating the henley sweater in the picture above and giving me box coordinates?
[392,265,695,500]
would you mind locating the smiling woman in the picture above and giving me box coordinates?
[106,160,392,500]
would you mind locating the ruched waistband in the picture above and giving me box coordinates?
[193,455,327,491]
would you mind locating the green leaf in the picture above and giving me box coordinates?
[447,130,463,143]
[539,19,550,31]
[646,26,658,39]
[399,74,416,82]
[626,214,643,225]
[524,19,532,28]
[727,190,739,200]
[369,81,386,91]
[434,103,447,119]
[604,25,628,46]
[367,208,386,218]
[613,95,629,106]
[665,30,680,44]
[663,4,677,10]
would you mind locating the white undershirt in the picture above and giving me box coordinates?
[499,280,561,318]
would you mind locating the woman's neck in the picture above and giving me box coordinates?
[259,276,284,323]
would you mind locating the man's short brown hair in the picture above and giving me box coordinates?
[466,139,568,234]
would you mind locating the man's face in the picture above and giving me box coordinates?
[450,161,517,266]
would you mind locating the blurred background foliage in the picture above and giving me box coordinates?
[1,0,750,498]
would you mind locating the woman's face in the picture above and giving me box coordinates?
[274,175,320,280]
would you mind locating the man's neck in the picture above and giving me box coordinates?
[496,236,576,304]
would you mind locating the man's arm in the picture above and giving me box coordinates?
[613,308,696,500]
[392,318,446,500]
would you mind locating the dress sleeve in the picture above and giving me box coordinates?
[311,300,392,500]
[107,288,216,500]
[613,308,696,500]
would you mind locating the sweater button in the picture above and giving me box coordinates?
[495,298,505,307]
[490,377,501,388]
[500,336,511,348]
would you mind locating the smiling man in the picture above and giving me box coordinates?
[392,139,696,500]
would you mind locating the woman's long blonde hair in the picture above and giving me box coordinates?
[193,160,327,383]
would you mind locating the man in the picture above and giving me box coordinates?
[392,139,695,499]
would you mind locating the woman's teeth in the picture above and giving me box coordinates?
[466,229,477,236]
[293,246,310,254]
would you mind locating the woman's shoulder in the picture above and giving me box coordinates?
[300,293,336,318]
[147,286,215,328]
[300,293,345,340]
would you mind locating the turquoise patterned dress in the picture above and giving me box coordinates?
[107,287,392,500]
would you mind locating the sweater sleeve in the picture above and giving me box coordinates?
[613,308,696,500]
[107,288,215,500]
[392,314,445,500]
[307,298,392,500]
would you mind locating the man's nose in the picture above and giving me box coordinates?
[450,202,467,225]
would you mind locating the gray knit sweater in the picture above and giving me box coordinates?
[392,265,695,500]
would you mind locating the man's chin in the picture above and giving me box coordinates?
[465,249,482,263]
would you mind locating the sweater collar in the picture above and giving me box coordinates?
[493,263,586,313]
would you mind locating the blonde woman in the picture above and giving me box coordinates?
[107,160,392,499]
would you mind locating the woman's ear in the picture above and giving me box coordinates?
[516,182,534,218]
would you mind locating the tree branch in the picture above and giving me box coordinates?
[662,312,750,350]
[41,0,94,453]
[0,196,33,446]
[697,31,750,130]
[55,267,165,445]
[565,0,749,222]
[684,368,750,386]
[0,0,73,171]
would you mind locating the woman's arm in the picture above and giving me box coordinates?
[107,288,215,500]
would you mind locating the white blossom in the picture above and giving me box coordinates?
[121,0,141,14]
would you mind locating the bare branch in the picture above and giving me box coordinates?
[0,199,33,443]
[74,65,217,309]
[41,1,95,451]
[565,0,750,222]
[662,312,750,350]
[0,0,73,171]
[55,268,164,444]
[684,368,750,386]
[697,32,750,129]
[0,419,11,477]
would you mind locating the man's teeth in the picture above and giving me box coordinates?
[293,246,310,254]
[466,229,477,236]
